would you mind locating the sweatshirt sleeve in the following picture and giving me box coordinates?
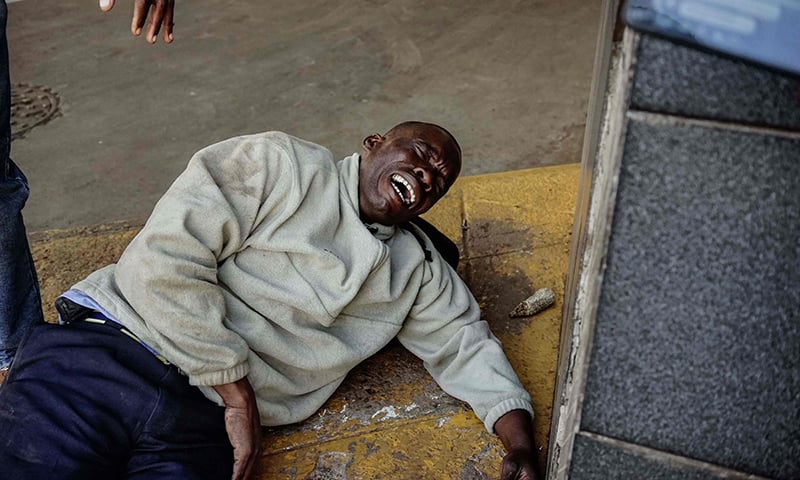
[113,134,294,387]
[395,248,533,433]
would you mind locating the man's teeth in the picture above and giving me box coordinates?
[391,174,416,206]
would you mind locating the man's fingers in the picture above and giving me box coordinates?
[131,0,149,37]
[245,415,263,478]
[162,0,175,43]
[215,379,262,479]
[230,434,260,479]
[97,0,176,45]
[236,416,262,480]
[146,0,169,44]
[500,464,516,480]
[224,406,262,480]
[500,451,539,480]
[241,458,257,480]
[231,448,254,480]
[99,0,115,12]
[120,0,175,44]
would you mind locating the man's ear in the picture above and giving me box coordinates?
[362,133,383,152]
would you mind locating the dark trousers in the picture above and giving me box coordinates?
[0,321,233,479]
[0,0,44,369]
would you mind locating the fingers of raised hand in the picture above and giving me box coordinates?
[161,1,175,43]
[130,0,175,44]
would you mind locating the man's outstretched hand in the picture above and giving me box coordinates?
[213,377,263,480]
[99,0,175,44]
[500,448,540,480]
[494,409,541,480]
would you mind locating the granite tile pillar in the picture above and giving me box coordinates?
[548,1,800,479]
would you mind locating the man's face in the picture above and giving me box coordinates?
[358,124,461,226]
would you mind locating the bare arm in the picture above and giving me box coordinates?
[212,378,262,480]
[494,409,541,480]
[99,0,175,44]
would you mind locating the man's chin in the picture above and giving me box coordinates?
[371,211,412,226]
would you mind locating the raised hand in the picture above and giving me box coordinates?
[99,0,176,44]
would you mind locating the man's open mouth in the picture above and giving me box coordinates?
[390,174,417,207]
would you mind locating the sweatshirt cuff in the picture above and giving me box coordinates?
[186,361,250,387]
[483,397,535,434]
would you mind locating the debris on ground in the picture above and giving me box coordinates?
[509,288,556,318]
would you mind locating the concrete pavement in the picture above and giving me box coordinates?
[8,0,598,231]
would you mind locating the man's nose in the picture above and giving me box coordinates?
[413,167,434,192]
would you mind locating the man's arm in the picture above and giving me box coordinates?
[494,409,541,480]
[99,0,175,44]
[111,135,290,479]
[213,378,262,480]
[396,241,538,478]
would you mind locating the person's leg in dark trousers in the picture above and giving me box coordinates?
[0,0,44,372]
[0,321,234,479]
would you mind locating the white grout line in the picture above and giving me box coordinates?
[627,110,800,140]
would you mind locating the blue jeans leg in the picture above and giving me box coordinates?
[0,0,44,370]
[0,321,234,479]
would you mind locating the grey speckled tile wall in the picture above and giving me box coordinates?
[571,434,738,480]
[631,34,800,130]
[579,119,800,479]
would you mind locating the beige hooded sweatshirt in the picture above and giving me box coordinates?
[72,132,532,432]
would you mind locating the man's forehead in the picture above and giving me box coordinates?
[391,125,458,153]
[392,124,444,140]
[382,122,462,175]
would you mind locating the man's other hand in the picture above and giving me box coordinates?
[494,409,541,480]
[98,0,175,44]
[212,377,262,480]
[500,448,540,480]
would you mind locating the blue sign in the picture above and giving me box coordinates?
[625,0,800,76]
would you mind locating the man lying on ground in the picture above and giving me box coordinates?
[0,121,539,480]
